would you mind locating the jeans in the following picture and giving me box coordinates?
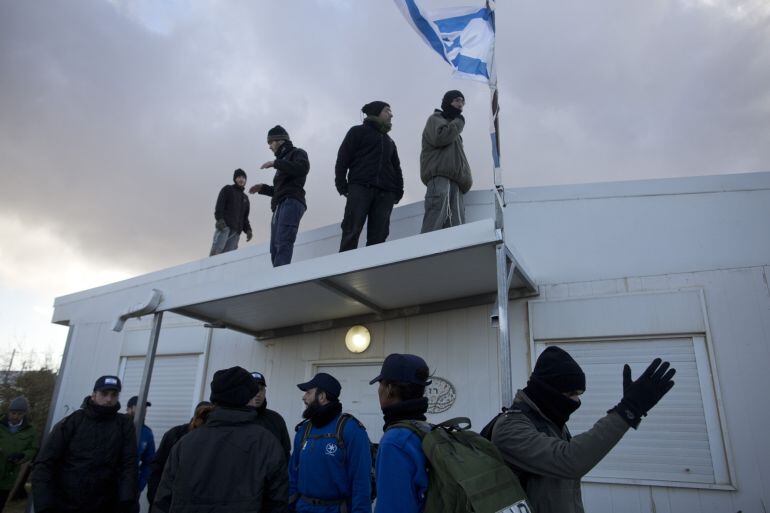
[271,197,306,266]
[339,184,396,252]
[209,225,240,256]
[420,176,465,233]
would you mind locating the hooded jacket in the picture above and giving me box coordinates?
[31,397,138,513]
[420,111,472,193]
[258,140,310,212]
[153,407,288,513]
[335,119,404,200]
[490,390,629,513]
[215,184,252,234]
[147,422,189,505]
[0,416,38,490]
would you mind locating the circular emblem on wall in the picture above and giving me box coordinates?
[426,377,456,414]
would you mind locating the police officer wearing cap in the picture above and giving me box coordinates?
[126,395,156,494]
[32,375,138,513]
[289,372,372,513]
[249,371,291,461]
[370,354,432,513]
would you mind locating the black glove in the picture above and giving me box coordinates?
[336,183,348,197]
[246,230,253,242]
[6,452,24,463]
[215,218,226,231]
[611,358,676,428]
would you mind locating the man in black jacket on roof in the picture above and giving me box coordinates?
[210,169,253,256]
[249,125,310,267]
[335,101,404,252]
[31,375,138,513]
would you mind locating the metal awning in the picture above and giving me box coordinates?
[161,218,536,339]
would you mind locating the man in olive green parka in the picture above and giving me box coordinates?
[0,396,38,510]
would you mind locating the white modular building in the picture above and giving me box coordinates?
[48,172,770,513]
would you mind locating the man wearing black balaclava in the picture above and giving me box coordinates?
[335,101,405,251]
[419,90,472,233]
[490,346,676,513]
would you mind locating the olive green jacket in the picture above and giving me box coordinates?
[0,417,38,490]
[419,111,472,193]
[491,390,629,513]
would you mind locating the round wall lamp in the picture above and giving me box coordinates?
[345,325,371,353]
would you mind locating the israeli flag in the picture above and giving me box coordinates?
[393,0,496,84]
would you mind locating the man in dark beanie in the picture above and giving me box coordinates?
[153,366,288,512]
[289,373,371,513]
[335,101,404,251]
[32,375,138,513]
[489,346,676,513]
[420,90,472,233]
[210,168,252,256]
[0,396,37,510]
[249,125,310,266]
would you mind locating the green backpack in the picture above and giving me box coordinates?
[388,417,532,513]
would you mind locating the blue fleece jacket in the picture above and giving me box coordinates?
[138,424,156,492]
[374,426,428,513]
[289,414,372,513]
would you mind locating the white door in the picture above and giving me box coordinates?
[314,363,384,442]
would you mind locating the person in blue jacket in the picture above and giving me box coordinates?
[369,354,431,513]
[126,395,156,494]
[289,372,371,513]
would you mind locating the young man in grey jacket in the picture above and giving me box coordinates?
[419,90,472,233]
[490,346,676,513]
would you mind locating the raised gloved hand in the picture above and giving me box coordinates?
[6,452,24,463]
[246,230,253,242]
[215,218,226,231]
[611,358,676,428]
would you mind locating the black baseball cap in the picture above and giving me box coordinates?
[251,372,266,387]
[93,375,122,392]
[297,373,341,400]
[370,354,432,386]
[127,396,151,408]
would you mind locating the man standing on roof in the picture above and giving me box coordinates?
[335,101,404,251]
[153,366,288,513]
[369,354,431,513]
[249,371,291,461]
[32,375,138,513]
[210,168,253,256]
[289,373,372,513]
[419,90,472,233]
[126,395,156,496]
[249,126,310,267]
[0,396,38,511]
[489,346,676,513]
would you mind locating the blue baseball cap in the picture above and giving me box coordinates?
[297,373,341,400]
[370,354,432,386]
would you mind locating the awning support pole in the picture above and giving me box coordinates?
[495,243,514,408]
[134,311,163,444]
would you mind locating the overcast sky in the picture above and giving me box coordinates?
[1,0,769,367]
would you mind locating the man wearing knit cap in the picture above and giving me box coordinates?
[419,90,472,233]
[209,168,253,256]
[248,371,291,461]
[153,366,288,513]
[489,346,677,513]
[289,372,372,513]
[249,125,310,266]
[0,396,37,510]
[32,375,138,513]
[335,101,405,251]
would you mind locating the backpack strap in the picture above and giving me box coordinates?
[385,420,431,439]
[334,413,352,448]
[433,417,471,431]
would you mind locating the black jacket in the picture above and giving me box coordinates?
[215,184,252,234]
[335,119,404,200]
[31,397,138,513]
[253,404,291,463]
[153,407,288,513]
[147,422,189,505]
[258,141,310,212]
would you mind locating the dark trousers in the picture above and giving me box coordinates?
[270,197,306,267]
[339,184,396,252]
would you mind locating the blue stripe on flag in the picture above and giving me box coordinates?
[452,54,489,78]
[434,8,489,33]
[404,0,449,63]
